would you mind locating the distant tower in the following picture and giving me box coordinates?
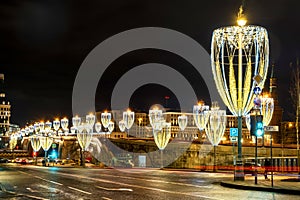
[268,63,283,126]
[0,74,11,135]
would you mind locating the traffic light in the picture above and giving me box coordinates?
[250,115,264,137]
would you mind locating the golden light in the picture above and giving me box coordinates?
[138,118,143,123]
[237,6,247,26]
[289,122,293,128]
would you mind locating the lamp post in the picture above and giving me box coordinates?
[123,109,135,138]
[30,134,41,165]
[76,114,95,167]
[118,120,126,133]
[205,102,227,172]
[211,6,269,180]
[101,111,111,133]
[9,133,18,160]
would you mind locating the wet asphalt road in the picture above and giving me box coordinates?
[0,164,298,200]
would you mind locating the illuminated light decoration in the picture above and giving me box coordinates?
[205,103,227,146]
[72,116,81,129]
[39,122,45,132]
[118,120,126,132]
[30,135,41,164]
[260,96,274,127]
[245,96,274,131]
[61,118,69,132]
[53,119,60,133]
[95,122,102,133]
[77,123,93,151]
[40,136,53,161]
[193,103,210,131]
[211,24,269,117]
[9,133,18,150]
[149,109,163,128]
[34,123,40,133]
[86,113,96,129]
[29,125,34,133]
[70,126,76,134]
[107,121,115,133]
[178,115,188,131]
[101,112,111,129]
[153,122,171,151]
[123,110,135,130]
[44,121,52,133]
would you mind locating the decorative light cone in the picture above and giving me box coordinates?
[29,125,34,133]
[72,116,81,129]
[153,122,171,168]
[86,113,96,129]
[70,126,76,134]
[261,96,274,126]
[39,122,45,132]
[40,136,53,164]
[34,123,40,133]
[211,25,269,117]
[53,119,60,132]
[40,136,53,152]
[30,135,41,152]
[205,103,227,146]
[205,102,227,171]
[118,120,126,132]
[193,103,210,131]
[77,123,93,151]
[95,122,102,133]
[153,122,171,151]
[149,109,163,128]
[44,121,52,133]
[178,115,188,131]
[9,133,18,150]
[123,110,135,129]
[101,112,111,129]
[61,118,69,132]
[107,121,115,133]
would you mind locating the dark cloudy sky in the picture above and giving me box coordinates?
[0,0,299,126]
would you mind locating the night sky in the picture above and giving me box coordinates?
[0,0,299,126]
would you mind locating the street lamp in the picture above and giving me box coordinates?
[101,111,111,132]
[211,5,269,180]
[205,102,227,171]
[123,109,135,138]
[178,115,187,131]
[118,120,126,132]
[30,134,41,165]
[153,121,171,168]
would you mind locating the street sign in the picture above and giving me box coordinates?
[230,137,237,142]
[264,126,279,132]
[230,128,238,137]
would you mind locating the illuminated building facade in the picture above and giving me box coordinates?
[0,74,11,136]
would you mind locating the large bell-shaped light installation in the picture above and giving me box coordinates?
[211,6,269,178]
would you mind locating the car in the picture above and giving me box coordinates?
[0,158,9,163]
[244,162,265,175]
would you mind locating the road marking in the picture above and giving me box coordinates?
[101,197,112,200]
[96,186,133,192]
[34,176,63,186]
[22,194,50,200]
[56,172,219,200]
[68,186,92,195]
[26,187,37,192]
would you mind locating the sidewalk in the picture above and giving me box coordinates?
[221,176,300,195]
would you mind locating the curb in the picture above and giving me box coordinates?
[220,181,300,195]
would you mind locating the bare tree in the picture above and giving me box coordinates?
[289,59,300,175]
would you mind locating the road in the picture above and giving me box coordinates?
[0,164,297,200]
